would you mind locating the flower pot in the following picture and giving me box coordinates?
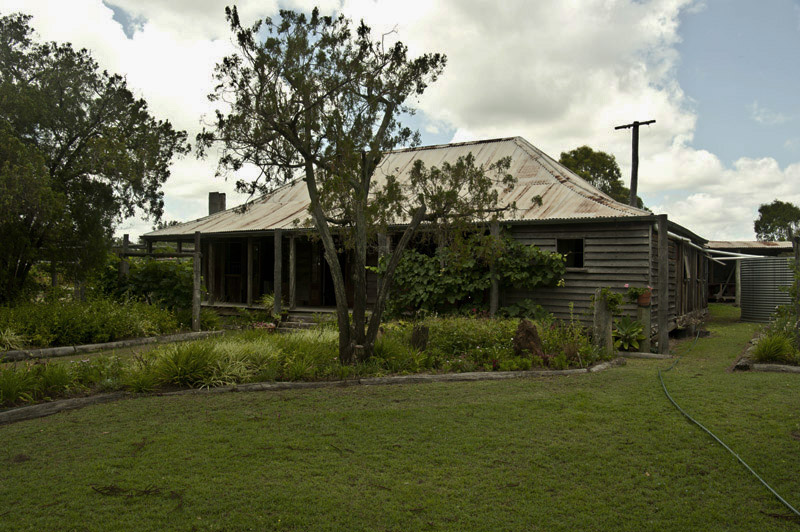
[637,291,652,307]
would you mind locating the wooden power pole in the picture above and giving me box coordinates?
[615,119,655,207]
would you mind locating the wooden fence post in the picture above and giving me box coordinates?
[119,234,130,279]
[192,231,201,332]
[592,288,613,354]
[593,288,613,353]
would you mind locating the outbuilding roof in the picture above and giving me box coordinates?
[145,136,651,239]
[706,241,793,250]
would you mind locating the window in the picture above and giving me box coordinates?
[557,238,584,268]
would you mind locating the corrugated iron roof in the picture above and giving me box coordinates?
[145,136,650,238]
[707,240,793,249]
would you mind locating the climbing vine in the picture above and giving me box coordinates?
[380,232,565,316]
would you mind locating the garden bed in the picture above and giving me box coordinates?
[0,330,224,362]
[0,315,610,409]
[0,298,220,352]
[734,335,800,373]
[0,359,624,425]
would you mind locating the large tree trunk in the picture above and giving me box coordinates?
[304,165,353,363]
[363,206,428,354]
[350,193,368,361]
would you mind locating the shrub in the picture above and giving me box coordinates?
[423,316,518,369]
[31,363,72,398]
[69,356,124,391]
[373,332,425,373]
[175,308,222,331]
[497,299,551,320]
[539,318,603,368]
[0,365,36,405]
[0,327,24,351]
[155,343,217,387]
[0,298,179,348]
[123,355,159,393]
[752,333,798,365]
[613,317,646,352]
[96,254,194,310]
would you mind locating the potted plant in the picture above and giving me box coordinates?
[624,284,652,307]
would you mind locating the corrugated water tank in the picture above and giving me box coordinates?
[740,257,794,322]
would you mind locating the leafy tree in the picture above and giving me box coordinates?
[754,200,800,241]
[0,122,64,301]
[198,7,521,362]
[0,13,190,302]
[559,145,644,208]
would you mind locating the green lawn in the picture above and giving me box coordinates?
[2,304,798,531]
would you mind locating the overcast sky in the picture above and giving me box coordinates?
[3,0,800,241]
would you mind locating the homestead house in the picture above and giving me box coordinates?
[143,137,709,333]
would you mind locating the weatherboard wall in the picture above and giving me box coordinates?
[503,221,652,324]
[504,221,707,329]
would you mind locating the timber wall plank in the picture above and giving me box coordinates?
[505,222,652,324]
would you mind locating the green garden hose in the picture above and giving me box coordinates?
[658,333,800,519]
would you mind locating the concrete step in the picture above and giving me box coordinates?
[278,321,316,330]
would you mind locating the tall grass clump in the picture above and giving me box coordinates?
[0,365,36,405]
[752,332,799,365]
[154,343,217,387]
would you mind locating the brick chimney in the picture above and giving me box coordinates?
[208,192,226,215]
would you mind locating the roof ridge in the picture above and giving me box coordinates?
[387,136,519,154]
[511,137,649,217]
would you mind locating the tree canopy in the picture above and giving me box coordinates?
[0,13,189,302]
[558,145,644,208]
[199,7,521,362]
[754,200,800,241]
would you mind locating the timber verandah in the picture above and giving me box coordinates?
[191,230,382,314]
[145,214,709,336]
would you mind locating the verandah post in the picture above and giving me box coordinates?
[247,237,254,306]
[192,231,202,332]
[489,220,500,316]
[274,229,283,315]
[657,214,670,354]
[289,235,296,310]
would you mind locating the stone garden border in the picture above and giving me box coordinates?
[0,330,225,362]
[733,335,800,374]
[617,351,673,360]
[0,358,626,426]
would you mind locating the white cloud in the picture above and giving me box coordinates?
[338,0,800,240]
[749,100,791,125]
[3,0,799,242]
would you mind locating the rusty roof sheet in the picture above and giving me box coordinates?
[707,240,793,249]
[146,136,650,238]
